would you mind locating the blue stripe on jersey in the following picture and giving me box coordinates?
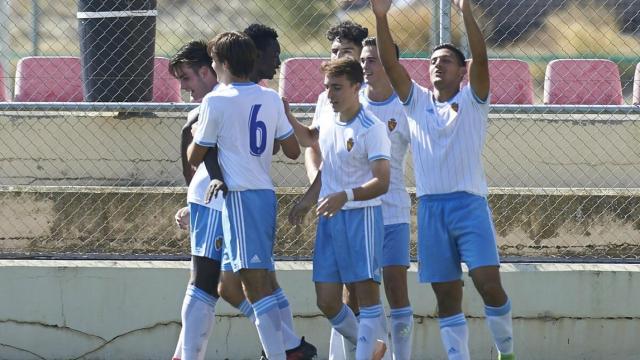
[401,83,415,105]
[230,82,256,87]
[358,112,374,128]
[276,128,294,140]
[196,140,216,147]
[369,154,390,161]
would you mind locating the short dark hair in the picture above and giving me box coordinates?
[168,40,212,77]
[243,23,278,52]
[321,57,364,85]
[362,37,400,59]
[326,21,368,47]
[432,43,466,66]
[208,32,256,78]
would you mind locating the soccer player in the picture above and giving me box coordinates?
[359,37,413,359]
[188,31,300,360]
[168,40,223,360]
[371,0,516,359]
[215,23,317,360]
[288,57,391,360]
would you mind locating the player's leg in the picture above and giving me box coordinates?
[223,190,286,360]
[353,279,384,360]
[314,214,359,351]
[455,193,514,359]
[179,203,223,360]
[382,223,413,360]
[329,283,358,360]
[417,194,469,360]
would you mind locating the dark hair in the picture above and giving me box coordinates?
[243,23,278,52]
[362,37,400,59]
[326,21,368,47]
[321,57,364,85]
[208,32,256,78]
[168,40,213,77]
[432,43,466,66]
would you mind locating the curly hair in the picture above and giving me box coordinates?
[243,23,279,52]
[326,20,368,45]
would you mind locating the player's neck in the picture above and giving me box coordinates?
[433,85,460,103]
[219,73,251,85]
[366,80,394,102]
[339,103,361,122]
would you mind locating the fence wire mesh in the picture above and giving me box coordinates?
[0,0,639,261]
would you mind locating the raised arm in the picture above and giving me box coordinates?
[455,0,489,100]
[371,0,412,102]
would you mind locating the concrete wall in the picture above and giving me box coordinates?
[1,113,640,188]
[1,186,639,258]
[0,260,638,360]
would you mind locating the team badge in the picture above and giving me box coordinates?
[387,118,397,132]
[214,236,223,251]
[346,138,354,151]
[451,102,459,112]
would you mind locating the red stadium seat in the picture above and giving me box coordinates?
[14,56,83,102]
[153,57,182,102]
[543,59,623,105]
[0,63,8,101]
[460,59,533,104]
[633,63,640,105]
[400,58,432,90]
[279,57,327,103]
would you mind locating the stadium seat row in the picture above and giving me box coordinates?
[1,56,639,105]
[0,56,181,103]
[279,58,640,105]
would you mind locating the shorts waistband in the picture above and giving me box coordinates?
[418,191,483,202]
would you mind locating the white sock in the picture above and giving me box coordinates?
[329,327,348,360]
[181,285,217,360]
[485,299,514,355]
[253,295,286,360]
[378,308,391,360]
[438,313,470,360]
[273,288,301,350]
[356,304,384,360]
[390,306,413,360]
[329,304,359,346]
[172,327,183,359]
[238,299,256,322]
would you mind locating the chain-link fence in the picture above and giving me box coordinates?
[0,0,639,261]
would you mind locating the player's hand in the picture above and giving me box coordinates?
[288,198,313,225]
[282,97,292,114]
[190,121,200,137]
[316,191,348,218]
[205,179,227,203]
[174,206,190,230]
[370,0,392,17]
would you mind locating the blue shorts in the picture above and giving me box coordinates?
[222,190,276,272]
[189,202,223,261]
[382,223,411,267]
[313,206,383,284]
[417,192,500,283]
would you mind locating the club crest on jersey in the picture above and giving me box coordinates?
[346,138,354,151]
[451,102,459,112]
[215,236,223,251]
[387,118,397,132]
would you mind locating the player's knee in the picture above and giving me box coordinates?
[317,296,342,318]
[476,281,506,303]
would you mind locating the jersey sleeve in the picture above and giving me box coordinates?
[275,97,295,140]
[194,96,219,147]
[365,122,391,162]
[401,80,428,117]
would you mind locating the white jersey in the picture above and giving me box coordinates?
[311,90,334,128]
[316,106,391,210]
[186,85,224,210]
[194,82,294,191]
[360,89,411,225]
[402,82,490,197]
